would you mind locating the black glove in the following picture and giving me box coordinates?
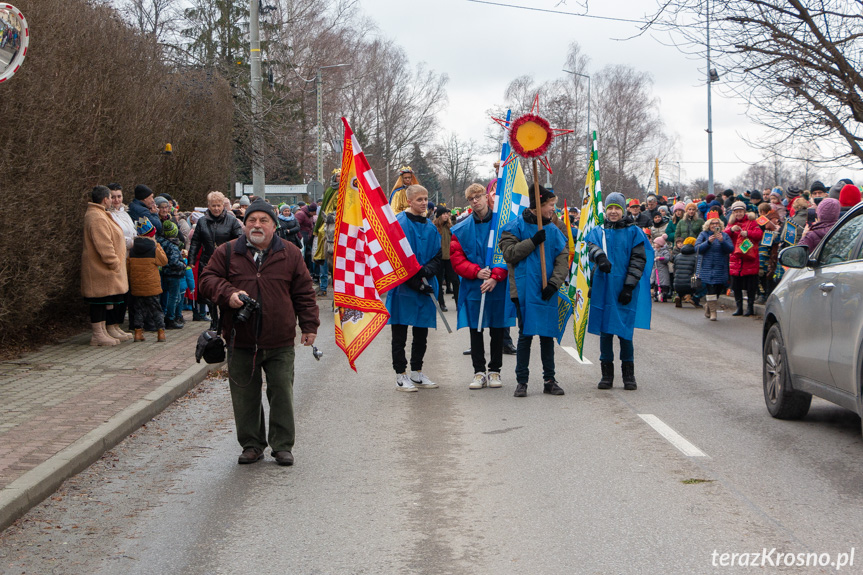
[421,264,435,278]
[531,228,546,247]
[595,252,612,274]
[405,274,423,292]
[618,285,634,305]
[419,283,435,296]
[541,284,557,301]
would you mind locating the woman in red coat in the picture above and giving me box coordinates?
[725,201,763,316]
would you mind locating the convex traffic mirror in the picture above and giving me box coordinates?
[0,4,28,84]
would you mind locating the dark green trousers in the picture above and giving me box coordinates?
[227,346,295,452]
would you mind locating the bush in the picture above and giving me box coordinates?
[0,0,233,350]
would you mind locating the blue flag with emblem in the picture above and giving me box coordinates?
[486,111,532,269]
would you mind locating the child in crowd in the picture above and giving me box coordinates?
[672,237,700,308]
[386,185,441,392]
[586,192,653,391]
[651,236,671,302]
[129,218,168,342]
[157,220,187,329]
[499,185,569,398]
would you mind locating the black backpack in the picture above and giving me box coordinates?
[194,243,231,364]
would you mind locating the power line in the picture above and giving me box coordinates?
[464,0,652,25]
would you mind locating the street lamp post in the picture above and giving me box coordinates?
[706,0,719,199]
[315,63,351,201]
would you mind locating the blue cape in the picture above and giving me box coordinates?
[586,224,653,340]
[502,215,567,339]
[451,215,516,330]
[386,212,440,328]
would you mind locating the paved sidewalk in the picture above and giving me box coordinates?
[0,313,222,531]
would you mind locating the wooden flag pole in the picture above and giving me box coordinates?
[532,159,547,288]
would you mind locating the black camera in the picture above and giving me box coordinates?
[235,294,260,323]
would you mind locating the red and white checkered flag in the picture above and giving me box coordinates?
[333,118,421,371]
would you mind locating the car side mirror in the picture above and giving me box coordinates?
[778,245,812,269]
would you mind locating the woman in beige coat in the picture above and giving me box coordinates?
[81,186,130,345]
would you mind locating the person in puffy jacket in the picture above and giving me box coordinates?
[276,203,303,252]
[128,219,168,342]
[672,237,700,308]
[188,190,243,326]
[725,201,763,317]
[799,198,841,253]
[695,218,734,321]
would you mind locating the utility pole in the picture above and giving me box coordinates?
[315,63,350,202]
[706,0,715,200]
[250,0,265,199]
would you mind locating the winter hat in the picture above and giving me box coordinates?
[605,192,626,211]
[810,180,827,193]
[427,201,436,213]
[673,202,685,212]
[528,184,556,209]
[839,184,861,208]
[297,201,307,207]
[785,186,802,199]
[653,236,666,247]
[731,201,747,212]
[162,220,178,238]
[154,195,170,207]
[770,189,783,200]
[434,206,449,218]
[828,179,853,200]
[189,212,203,226]
[243,198,277,224]
[136,217,155,237]
[309,202,318,211]
[816,198,841,224]
[238,195,251,206]
[750,190,763,202]
[683,237,697,246]
[705,194,716,203]
[134,184,154,201]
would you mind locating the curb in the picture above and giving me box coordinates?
[0,360,224,532]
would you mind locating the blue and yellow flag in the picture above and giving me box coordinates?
[487,112,532,268]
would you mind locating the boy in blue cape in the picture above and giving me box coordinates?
[386,185,442,392]
[451,183,516,390]
[586,192,653,390]
[499,185,569,398]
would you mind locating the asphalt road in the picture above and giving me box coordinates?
[2,301,862,574]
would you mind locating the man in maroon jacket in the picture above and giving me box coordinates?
[200,199,320,467]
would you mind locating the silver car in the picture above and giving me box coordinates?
[762,203,863,428]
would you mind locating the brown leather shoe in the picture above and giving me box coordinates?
[134,328,145,342]
[272,451,294,466]
[237,447,264,464]
[157,328,166,342]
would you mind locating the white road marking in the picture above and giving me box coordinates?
[638,414,708,457]
[560,345,593,365]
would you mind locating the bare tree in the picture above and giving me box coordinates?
[593,64,665,197]
[117,0,180,41]
[649,0,863,167]
[436,133,478,207]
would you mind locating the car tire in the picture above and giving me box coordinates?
[763,323,812,419]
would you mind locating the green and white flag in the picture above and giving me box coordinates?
[567,132,604,360]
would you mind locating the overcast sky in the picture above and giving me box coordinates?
[355,0,861,188]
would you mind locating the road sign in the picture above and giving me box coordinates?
[307,180,324,202]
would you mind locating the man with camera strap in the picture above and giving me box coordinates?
[200,199,320,467]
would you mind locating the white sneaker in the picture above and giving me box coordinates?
[487,372,502,388]
[469,373,487,390]
[409,371,438,389]
[396,373,418,392]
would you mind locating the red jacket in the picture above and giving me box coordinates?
[450,234,508,282]
[725,214,763,276]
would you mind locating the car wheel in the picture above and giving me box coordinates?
[763,323,812,419]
